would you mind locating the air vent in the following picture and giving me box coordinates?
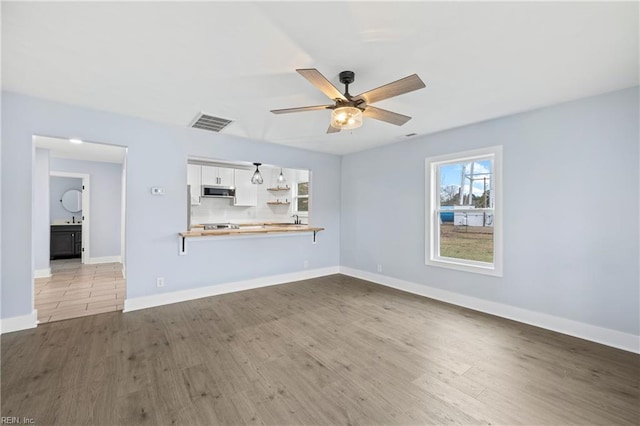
[190,113,233,133]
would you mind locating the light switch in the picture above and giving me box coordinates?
[151,187,165,195]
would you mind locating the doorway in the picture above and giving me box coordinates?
[32,135,127,323]
[49,172,89,264]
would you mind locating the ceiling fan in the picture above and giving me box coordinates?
[271,68,426,134]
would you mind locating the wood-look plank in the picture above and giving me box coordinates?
[116,388,159,425]
[3,275,639,425]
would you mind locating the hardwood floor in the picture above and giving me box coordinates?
[35,259,125,323]
[2,274,638,425]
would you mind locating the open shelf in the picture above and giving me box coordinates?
[266,201,290,205]
[267,186,290,191]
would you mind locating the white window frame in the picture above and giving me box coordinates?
[292,180,309,218]
[425,146,503,276]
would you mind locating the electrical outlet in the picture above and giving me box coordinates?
[156,277,165,288]
[377,264,383,273]
[303,260,309,269]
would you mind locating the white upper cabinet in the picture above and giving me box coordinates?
[201,165,235,187]
[201,166,217,186]
[233,169,257,206]
[187,164,202,205]
[218,167,235,187]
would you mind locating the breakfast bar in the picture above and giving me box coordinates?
[178,223,325,254]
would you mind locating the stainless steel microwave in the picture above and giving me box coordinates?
[201,185,236,198]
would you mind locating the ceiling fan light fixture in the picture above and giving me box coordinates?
[251,163,264,184]
[271,69,425,134]
[331,106,363,130]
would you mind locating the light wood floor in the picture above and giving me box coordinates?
[3,275,638,425]
[35,259,125,323]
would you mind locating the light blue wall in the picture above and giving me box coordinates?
[50,157,123,258]
[341,87,639,335]
[3,88,637,338]
[49,176,82,223]
[1,92,341,319]
[33,149,50,270]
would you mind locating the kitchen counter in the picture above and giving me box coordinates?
[178,223,324,254]
[189,222,308,229]
[181,224,324,238]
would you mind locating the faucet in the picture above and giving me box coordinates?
[292,214,299,225]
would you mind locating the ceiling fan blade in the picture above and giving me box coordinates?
[326,124,341,134]
[355,74,426,104]
[363,106,412,126]
[270,105,333,114]
[297,69,347,101]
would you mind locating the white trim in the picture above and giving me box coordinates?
[339,267,640,354]
[0,310,38,334]
[425,146,503,277]
[11,267,637,353]
[50,170,91,264]
[292,179,309,216]
[34,268,51,278]
[49,170,88,179]
[81,177,90,263]
[124,266,339,312]
[120,155,127,283]
[88,255,122,264]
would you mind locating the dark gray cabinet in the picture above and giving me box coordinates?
[50,225,82,259]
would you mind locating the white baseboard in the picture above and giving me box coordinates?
[124,266,340,312]
[0,310,38,334]
[88,256,122,265]
[19,264,637,353]
[34,268,51,278]
[340,267,640,354]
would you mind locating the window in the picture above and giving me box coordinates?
[425,146,503,276]
[293,181,309,215]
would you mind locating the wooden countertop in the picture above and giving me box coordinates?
[181,224,324,238]
[190,222,305,228]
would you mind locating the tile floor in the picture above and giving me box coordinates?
[35,259,125,323]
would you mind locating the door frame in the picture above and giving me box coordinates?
[50,171,90,264]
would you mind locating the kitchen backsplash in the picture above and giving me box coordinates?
[191,166,309,225]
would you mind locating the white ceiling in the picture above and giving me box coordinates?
[34,136,126,164]
[4,2,638,155]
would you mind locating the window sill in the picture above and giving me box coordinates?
[426,257,503,277]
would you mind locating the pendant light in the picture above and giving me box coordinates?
[251,163,264,184]
[277,168,286,183]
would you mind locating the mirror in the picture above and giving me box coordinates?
[61,189,82,213]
